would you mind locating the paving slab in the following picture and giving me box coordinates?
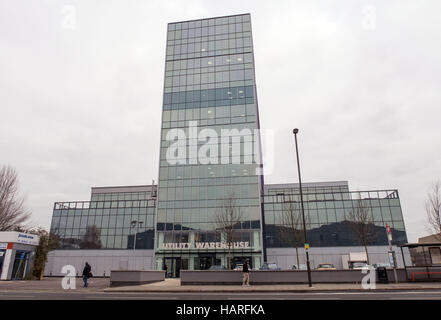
[2,277,441,294]
[103,278,441,293]
[0,277,110,292]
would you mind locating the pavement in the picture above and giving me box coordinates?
[1,277,441,294]
[2,290,441,300]
[104,278,441,293]
[0,277,110,292]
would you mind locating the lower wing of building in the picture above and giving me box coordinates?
[45,180,408,277]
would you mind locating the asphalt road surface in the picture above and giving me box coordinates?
[0,290,440,300]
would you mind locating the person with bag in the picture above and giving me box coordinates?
[82,262,92,288]
[242,260,250,286]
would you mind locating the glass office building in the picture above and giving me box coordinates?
[46,14,409,276]
[155,13,264,276]
[50,186,157,250]
[263,182,407,248]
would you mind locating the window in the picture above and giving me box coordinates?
[429,247,441,265]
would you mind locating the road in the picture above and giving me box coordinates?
[0,290,440,300]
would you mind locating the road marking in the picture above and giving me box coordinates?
[302,298,341,300]
[87,296,178,300]
[227,297,270,300]
[308,291,441,295]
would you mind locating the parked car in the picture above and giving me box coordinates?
[259,262,281,271]
[291,264,307,270]
[371,263,391,269]
[208,265,227,271]
[316,263,336,270]
[349,262,368,270]
[233,264,243,271]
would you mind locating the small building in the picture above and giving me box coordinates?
[408,234,441,267]
[0,231,40,280]
[398,234,441,281]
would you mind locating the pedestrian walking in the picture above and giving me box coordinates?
[164,264,168,278]
[82,262,92,287]
[242,260,250,286]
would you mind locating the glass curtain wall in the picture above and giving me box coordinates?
[263,189,408,248]
[51,200,156,250]
[155,14,264,273]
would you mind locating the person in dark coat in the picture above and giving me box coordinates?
[164,264,168,278]
[242,260,250,286]
[82,262,92,287]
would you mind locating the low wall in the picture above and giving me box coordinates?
[386,269,407,282]
[181,269,408,285]
[405,266,441,281]
[110,270,165,287]
[45,249,155,277]
[181,271,243,285]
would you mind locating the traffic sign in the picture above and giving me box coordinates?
[304,243,310,250]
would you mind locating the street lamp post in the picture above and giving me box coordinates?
[293,128,313,287]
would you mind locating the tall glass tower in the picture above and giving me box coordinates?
[155,14,264,276]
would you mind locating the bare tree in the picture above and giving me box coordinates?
[0,165,31,231]
[347,196,376,264]
[426,181,441,241]
[279,198,304,269]
[215,193,244,270]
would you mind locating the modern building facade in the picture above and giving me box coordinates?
[46,185,157,277]
[46,181,409,275]
[45,14,409,277]
[155,13,264,275]
[264,181,407,249]
[51,185,157,250]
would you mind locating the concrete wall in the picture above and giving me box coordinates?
[44,249,155,277]
[267,246,410,269]
[181,269,408,285]
[110,270,165,286]
[181,271,243,285]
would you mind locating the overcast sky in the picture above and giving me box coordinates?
[1,0,440,242]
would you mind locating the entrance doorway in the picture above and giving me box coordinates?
[11,251,30,280]
[0,250,5,276]
[199,256,213,270]
[163,257,188,278]
[197,254,221,270]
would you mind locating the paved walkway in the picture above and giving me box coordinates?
[104,278,441,293]
[2,277,441,294]
[0,277,110,292]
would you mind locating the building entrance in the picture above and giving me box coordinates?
[163,257,180,278]
[197,254,221,270]
[163,257,188,278]
[0,250,5,276]
[11,251,30,280]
